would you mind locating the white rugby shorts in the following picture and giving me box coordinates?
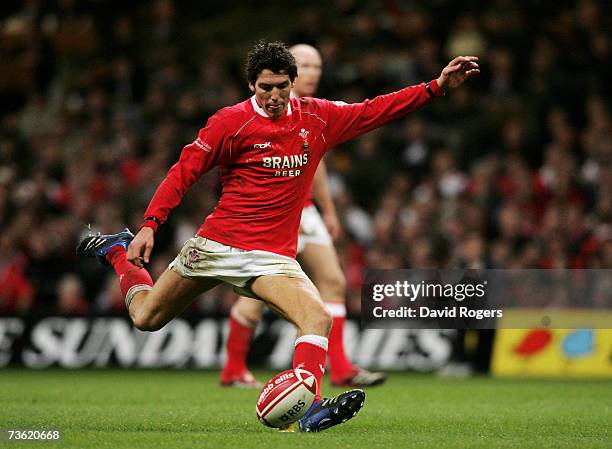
[169,236,308,299]
[297,205,333,254]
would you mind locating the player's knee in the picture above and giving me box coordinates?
[307,303,333,336]
[132,309,166,332]
[319,307,333,335]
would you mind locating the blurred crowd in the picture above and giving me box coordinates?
[0,0,610,316]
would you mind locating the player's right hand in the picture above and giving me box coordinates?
[127,226,155,268]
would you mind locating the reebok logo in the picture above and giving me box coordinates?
[254,142,272,149]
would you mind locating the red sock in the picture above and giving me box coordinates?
[223,313,255,374]
[293,335,328,401]
[327,304,355,382]
[106,247,153,301]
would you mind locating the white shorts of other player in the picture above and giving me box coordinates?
[296,205,333,254]
[169,236,308,299]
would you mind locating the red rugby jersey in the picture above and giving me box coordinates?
[142,80,442,258]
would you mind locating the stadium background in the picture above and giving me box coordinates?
[0,0,610,377]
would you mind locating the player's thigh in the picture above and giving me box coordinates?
[234,295,265,323]
[298,243,346,297]
[144,268,222,318]
[249,275,330,333]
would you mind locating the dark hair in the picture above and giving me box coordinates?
[245,40,297,85]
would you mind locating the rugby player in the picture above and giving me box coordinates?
[221,44,386,389]
[77,40,479,431]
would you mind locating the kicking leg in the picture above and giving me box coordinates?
[300,243,386,387]
[250,274,365,432]
[250,275,331,337]
[251,275,330,399]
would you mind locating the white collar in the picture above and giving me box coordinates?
[251,95,292,118]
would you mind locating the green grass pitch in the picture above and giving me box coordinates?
[1,369,610,448]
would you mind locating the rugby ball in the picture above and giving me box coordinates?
[256,368,317,428]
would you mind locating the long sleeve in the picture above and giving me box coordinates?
[321,79,443,149]
[141,115,227,230]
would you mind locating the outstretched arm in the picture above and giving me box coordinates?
[322,56,480,148]
[312,159,341,240]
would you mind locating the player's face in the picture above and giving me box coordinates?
[250,70,293,119]
[292,47,322,97]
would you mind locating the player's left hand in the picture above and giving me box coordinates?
[436,56,480,92]
[322,209,342,241]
